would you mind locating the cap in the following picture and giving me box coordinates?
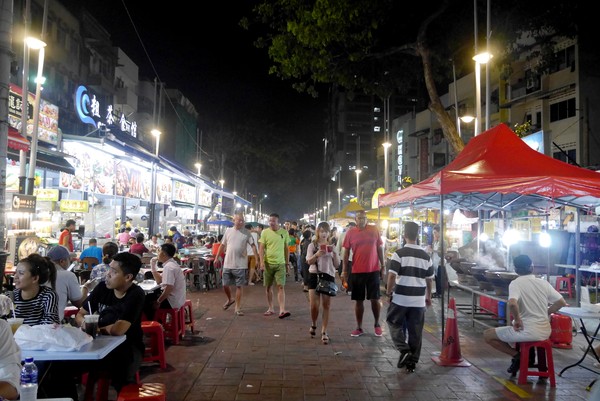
[47,245,71,261]
[170,226,178,231]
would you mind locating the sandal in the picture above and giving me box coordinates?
[309,325,317,338]
[263,310,275,316]
[321,332,329,345]
[223,300,235,310]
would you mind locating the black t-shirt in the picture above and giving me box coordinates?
[85,281,145,352]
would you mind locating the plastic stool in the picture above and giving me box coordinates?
[82,371,141,401]
[555,277,573,298]
[517,339,556,387]
[154,307,183,344]
[141,321,167,369]
[117,383,166,401]
[182,299,195,334]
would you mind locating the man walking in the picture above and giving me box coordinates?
[259,213,291,319]
[59,219,77,252]
[341,210,385,337]
[216,214,259,316]
[386,221,434,373]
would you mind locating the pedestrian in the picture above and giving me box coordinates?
[337,222,355,289]
[170,226,185,250]
[259,213,291,319]
[287,228,300,281]
[428,225,447,298]
[385,221,434,373]
[216,214,259,316]
[90,241,119,283]
[341,210,385,337]
[483,254,566,376]
[245,223,260,285]
[146,243,187,320]
[299,229,312,292]
[59,219,77,252]
[306,221,340,344]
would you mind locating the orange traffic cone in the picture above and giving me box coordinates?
[432,297,471,367]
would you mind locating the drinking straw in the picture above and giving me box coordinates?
[88,301,92,314]
[12,304,16,319]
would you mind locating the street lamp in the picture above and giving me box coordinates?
[149,129,161,235]
[258,194,267,218]
[219,179,225,189]
[337,187,342,212]
[327,201,331,218]
[25,37,47,195]
[355,169,362,204]
[473,52,493,136]
[193,162,202,227]
[194,162,202,176]
[382,142,391,193]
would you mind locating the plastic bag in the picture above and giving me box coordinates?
[14,324,93,351]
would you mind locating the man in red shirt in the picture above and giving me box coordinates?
[341,210,385,337]
[59,219,77,252]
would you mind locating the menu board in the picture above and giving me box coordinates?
[173,181,195,203]
[61,143,116,194]
[115,161,151,199]
[156,174,172,204]
[199,189,212,207]
[8,84,59,146]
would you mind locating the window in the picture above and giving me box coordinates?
[550,98,576,122]
[551,45,576,72]
[553,149,576,164]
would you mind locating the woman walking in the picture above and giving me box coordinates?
[306,222,340,344]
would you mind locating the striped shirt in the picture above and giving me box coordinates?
[389,243,434,307]
[14,285,60,325]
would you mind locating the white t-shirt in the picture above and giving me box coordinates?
[55,267,84,320]
[160,258,186,309]
[222,227,255,269]
[0,319,21,396]
[246,231,259,257]
[509,274,563,332]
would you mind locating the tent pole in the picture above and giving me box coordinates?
[576,210,581,306]
[440,195,445,341]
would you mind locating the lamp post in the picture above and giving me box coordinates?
[355,169,362,204]
[382,142,391,193]
[473,52,493,136]
[327,201,331,219]
[193,162,201,229]
[337,187,342,212]
[148,129,161,235]
[258,194,267,220]
[25,37,47,195]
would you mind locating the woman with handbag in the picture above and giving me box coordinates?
[306,221,340,344]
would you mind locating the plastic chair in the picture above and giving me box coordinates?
[117,383,166,401]
[153,307,183,344]
[141,321,167,369]
[555,277,573,298]
[182,299,195,334]
[517,339,556,387]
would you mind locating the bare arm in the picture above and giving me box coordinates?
[508,298,523,331]
[548,297,567,314]
[259,243,265,269]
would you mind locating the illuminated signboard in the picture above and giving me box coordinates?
[75,85,138,138]
[8,84,59,146]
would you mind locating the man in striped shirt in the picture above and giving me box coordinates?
[385,221,434,373]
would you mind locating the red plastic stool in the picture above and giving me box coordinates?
[82,371,141,401]
[117,383,166,401]
[555,277,573,298]
[517,339,556,387]
[64,306,79,320]
[182,299,195,334]
[154,307,183,344]
[141,321,167,369]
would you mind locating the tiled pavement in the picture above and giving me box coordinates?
[135,280,598,401]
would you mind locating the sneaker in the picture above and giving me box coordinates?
[374,325,383,337]
[507,357,520,376]
[249,282,255,286]
[350,328,364,337]
[397,352,411,368]
[405,362,416,373]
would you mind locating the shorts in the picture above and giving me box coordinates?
[222,268,248,286]
[263,262,286,286]
[350,271,381,301]
[307,272,334,290]
[495,324,551,343]
[248,255,257,270]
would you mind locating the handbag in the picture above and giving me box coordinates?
[316,275,338,297]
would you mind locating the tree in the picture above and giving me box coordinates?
[242,0,578,157]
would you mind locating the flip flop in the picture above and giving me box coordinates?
[222,300,235,310]
[235,310,244,316]
[263,310,275,316]
[278,312,291,319]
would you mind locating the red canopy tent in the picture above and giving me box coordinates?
[379,123,600,211]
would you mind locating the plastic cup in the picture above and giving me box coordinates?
[327,245,333,253]
[7,317,23,335]
[84,314,100,338]
[320,244,327,252]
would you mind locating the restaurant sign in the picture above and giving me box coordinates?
[75,85,137,138]
[8,84,59,146]
[12,194,36,213]
[60,199,89,213]
[33,188,59,201]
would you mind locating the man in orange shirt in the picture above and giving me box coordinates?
[59,219,77,252]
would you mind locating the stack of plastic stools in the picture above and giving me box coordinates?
[117,383,166,401]
[555,276,573,298]
[82,371,141,401]
[141,321,167,369]
[517,339,556,387]
[182,299,195,334]
[154,308,183,344]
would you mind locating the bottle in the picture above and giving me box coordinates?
[20,357,38,401]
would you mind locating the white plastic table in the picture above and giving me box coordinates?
[21,335,126,361]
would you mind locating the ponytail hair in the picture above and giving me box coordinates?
[21,253,57,289]
[102,241,119,265]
